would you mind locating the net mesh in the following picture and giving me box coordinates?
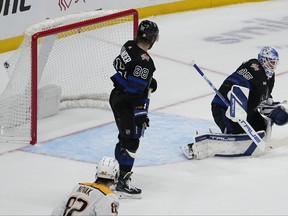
[0,10,136,142]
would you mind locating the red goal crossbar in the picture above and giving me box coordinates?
[30,9,138,144]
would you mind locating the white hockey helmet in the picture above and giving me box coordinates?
[96,157,119,182]
[258,46,279,79]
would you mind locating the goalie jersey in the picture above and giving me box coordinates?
[212,59,275,117]
[51,182,119,216]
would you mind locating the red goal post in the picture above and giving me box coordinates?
[1,9,138,144]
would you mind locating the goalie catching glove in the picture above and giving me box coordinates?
[258,99,288,126]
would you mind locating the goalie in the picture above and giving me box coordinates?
[182,46,288,160]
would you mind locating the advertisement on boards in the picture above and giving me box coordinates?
[1,0,42,39]
[0,0,177,40]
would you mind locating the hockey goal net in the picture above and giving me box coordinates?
[0,9,138,144]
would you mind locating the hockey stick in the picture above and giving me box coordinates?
[127,88,153,159]
[141,88,152,137]
[191,61,266,152]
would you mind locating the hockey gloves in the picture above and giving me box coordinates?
[225,106,247,122]
[134,109,150,128]
[269,105,288,126]
[258,98,280,116]
[149,78,157,93]
[258,99,288,126]
[225,85,249,122]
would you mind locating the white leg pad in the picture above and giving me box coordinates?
[182,131,266,160]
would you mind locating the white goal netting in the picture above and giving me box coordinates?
[0,9,137,143]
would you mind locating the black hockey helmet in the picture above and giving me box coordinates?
[137,20,159,42]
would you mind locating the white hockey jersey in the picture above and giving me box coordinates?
[51,182,119,216]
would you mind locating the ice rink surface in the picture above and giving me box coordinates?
[1,0,288,215]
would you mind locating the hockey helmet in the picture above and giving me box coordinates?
[258,46,279,79]
[96,157,119,182]
[137,20,159,42]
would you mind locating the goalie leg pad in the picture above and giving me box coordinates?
[182,131,266,160]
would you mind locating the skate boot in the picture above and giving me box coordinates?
[115,171,141,199]
[180,143,195,160]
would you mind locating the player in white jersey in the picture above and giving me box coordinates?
[51,157,120,216]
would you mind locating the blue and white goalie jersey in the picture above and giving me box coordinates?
[51,182,119,216]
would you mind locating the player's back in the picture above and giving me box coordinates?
[51,182,119,216]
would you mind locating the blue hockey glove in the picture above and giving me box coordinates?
[258,98,280,117]
[134,109,149,128]
[269,106,288,126]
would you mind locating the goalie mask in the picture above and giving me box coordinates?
[96,157,119,183]
[258,46,279,79]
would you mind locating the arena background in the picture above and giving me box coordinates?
[0,0,265,53]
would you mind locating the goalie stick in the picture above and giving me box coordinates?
[191,61,266,152]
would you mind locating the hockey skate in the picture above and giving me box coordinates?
[115,171,142,199]
[180,143,194,160]
[180,128,215,160]
[180,141,209,160]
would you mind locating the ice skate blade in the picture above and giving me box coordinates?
[115,191,142,199]
[180,145,194,160]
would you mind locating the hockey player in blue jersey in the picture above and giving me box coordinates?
[109,20,159,198]
[182,46,288,160]
[211,46,287,134]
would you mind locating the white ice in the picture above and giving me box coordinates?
[1,0,288,215]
